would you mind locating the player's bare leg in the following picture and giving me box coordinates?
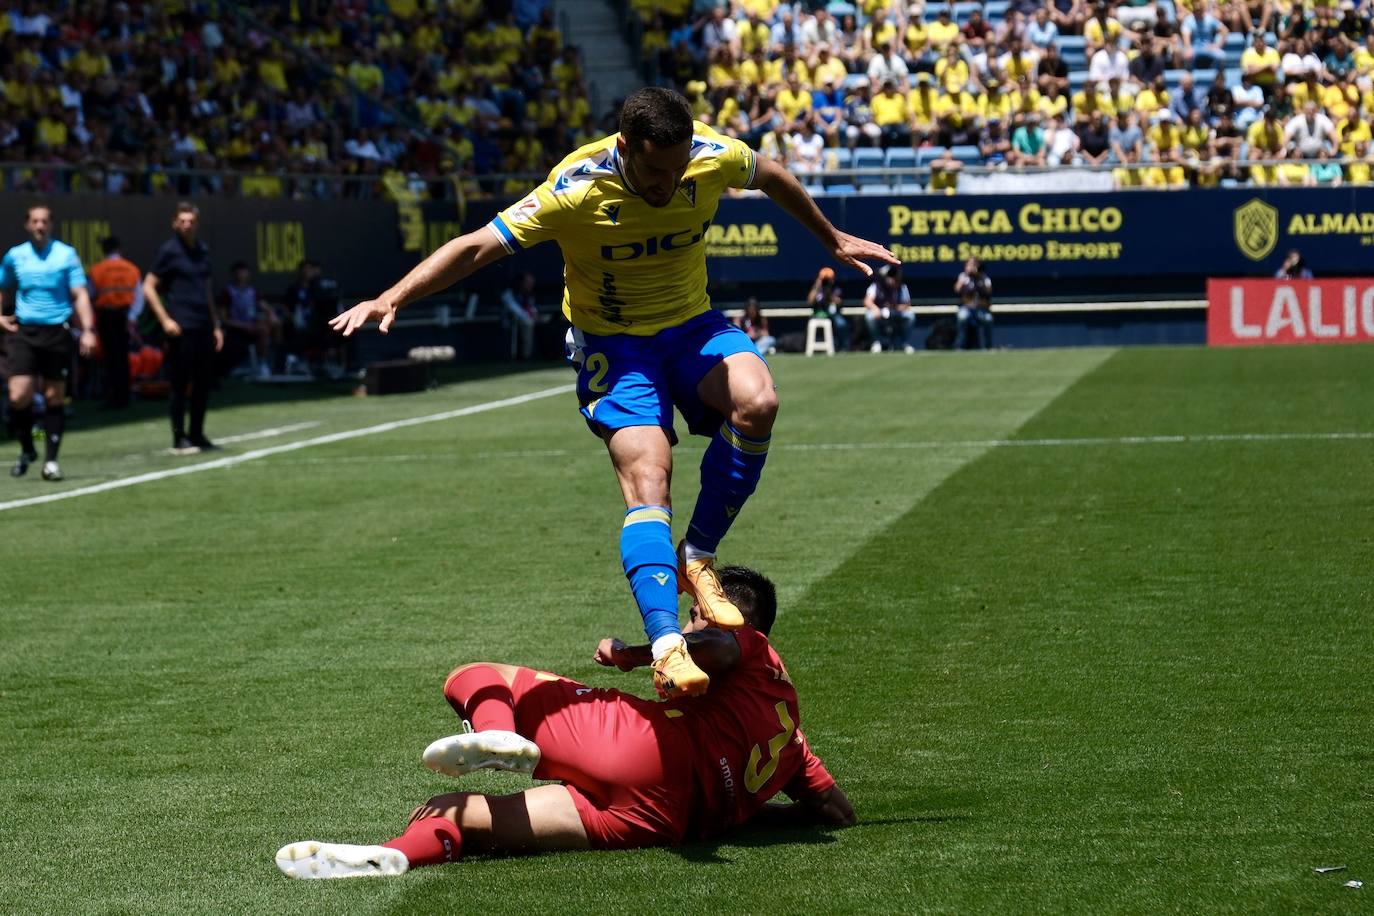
[274,786,589,879]
[410,785,591,854]
[680,352,778,628]
[605,426,708,698]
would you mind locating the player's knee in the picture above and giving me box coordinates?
[628,462,671,505]
[733,385,778,435]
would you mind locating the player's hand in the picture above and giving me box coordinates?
[0,314,16,333]
[830,231,900,277]
[212,327,224,353]
[161,318,182,338]
[331,296,399,337]
[78,329,97,357]
[594,638,635,671]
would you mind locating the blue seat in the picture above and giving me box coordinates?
[804,184,828,197]
[826,183,858,195]
[827,1,857,16]
[831,147,853,170]
[1223,67,1240,86]
[1058,34,1086,50]
[915,145,948,167]
[1192,68,1217,86]
[859,183,893,195]
[885,147,916,170]
[1224,32,1246,49]
[844,73,867,91]
[984,0,1009,20]
[894,181,926,195]
[949,144,983,164]
[1061,51,1087,70]
[853,147,885,185]
[1069,70,1089,94]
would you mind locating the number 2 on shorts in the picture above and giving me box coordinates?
[744,701,795,793]
[585,352,610,393]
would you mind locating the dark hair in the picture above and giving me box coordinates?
[174,200,199,217]
[25,202,51,220]
[718,565,777,635]
[101,235,121,255]
[619,87,693,153]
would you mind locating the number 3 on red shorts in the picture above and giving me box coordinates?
[744,701,795,793]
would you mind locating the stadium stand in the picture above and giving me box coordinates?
[3,0,1372,197]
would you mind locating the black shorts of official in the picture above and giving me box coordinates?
[8,322,74,380]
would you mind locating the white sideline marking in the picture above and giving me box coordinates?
[264,430,1374,466]
[0,385,574,514]
[216,421,322,445]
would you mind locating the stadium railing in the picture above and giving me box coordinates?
[8,156,1355,200]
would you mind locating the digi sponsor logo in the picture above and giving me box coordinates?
[600,220,711,260]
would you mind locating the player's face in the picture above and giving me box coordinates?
[25,208,50,244]
[620,136,692,208]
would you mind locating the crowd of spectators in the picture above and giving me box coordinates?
[637,0,1374,187]
[5,0,1374,197]
[0,0,596,199]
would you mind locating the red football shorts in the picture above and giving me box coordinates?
[510,666,696,849]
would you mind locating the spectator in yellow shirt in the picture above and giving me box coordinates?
[708,47,740,91]
[811,46,847,88]
[908,72,940,143]
[863,8,899,57]
[1084,5,1125,53]
[257,49,289,94]
[776,74,814,129]
[1134,75,1170,115]
[936,46,971,93]
[739,14,771,56]
[1240,33,1280,88]
[872,79,911,147]
[347,49,385,95]
[1245,109,1286,184]
[927,8,961,54]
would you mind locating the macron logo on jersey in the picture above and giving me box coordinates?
[603,203,621,225]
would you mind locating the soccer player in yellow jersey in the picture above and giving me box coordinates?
[332,88,896,699]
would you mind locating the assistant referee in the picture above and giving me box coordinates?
[0,203,96,481]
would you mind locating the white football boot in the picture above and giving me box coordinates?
[422,723,541,778]
[274,841,408,879]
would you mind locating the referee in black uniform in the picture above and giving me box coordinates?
[142,201,223,454]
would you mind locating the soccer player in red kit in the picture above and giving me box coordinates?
[275,566,853,878]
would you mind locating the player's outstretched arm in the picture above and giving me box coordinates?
[753,785,856,829]
[594,629,741,676]
[331,228,509,336]
[752,156,900,277]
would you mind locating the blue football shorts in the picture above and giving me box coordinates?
[565,309,765,443]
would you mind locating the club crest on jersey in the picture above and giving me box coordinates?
[679,179,697,208]
[603,203,621,225]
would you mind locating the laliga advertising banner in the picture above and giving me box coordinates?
[1206,278,1374,346]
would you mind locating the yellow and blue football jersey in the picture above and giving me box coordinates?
[486,123,758,336]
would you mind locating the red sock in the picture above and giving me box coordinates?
[382,816,462,867]
[444,665,517,731]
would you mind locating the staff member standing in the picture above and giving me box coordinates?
[143,202,223,454]
[0,203,97,481]
[88,235,142,409]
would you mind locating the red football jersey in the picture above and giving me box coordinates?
[664,627,836,839]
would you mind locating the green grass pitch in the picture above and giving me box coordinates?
[2,345,1370,914]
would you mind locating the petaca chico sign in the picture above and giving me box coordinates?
[1206,278,1374,346]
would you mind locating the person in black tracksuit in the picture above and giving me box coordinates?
[142,201,224,453]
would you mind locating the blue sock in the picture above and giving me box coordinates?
[621,506,680,644]
[686,421,770,555]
